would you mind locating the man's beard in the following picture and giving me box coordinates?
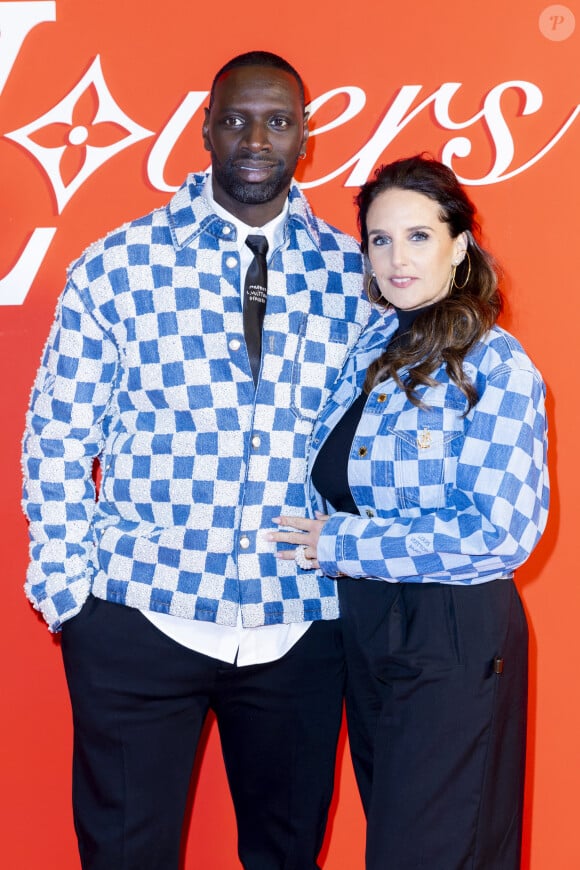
[211,155,294,204]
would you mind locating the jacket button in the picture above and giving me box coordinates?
[377,393,387,402]
[365,509,375,517]
[358,446,367,457]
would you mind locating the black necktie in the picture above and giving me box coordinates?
[243,234,269,385]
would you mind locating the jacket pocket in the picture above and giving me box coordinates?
[290,314,362,423]
[392,403,464,511]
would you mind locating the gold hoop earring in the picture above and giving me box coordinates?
[452,251,471,290]
[366,272,386,305]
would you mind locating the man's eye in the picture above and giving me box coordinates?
[223,117,244,128]
[270,117,290,129]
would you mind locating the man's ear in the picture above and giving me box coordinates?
[202,107,211,153]
[299,111,310,158]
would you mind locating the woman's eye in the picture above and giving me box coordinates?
[411,231,429,241]
[371,235,391,247]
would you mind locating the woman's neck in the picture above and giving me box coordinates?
[393,305,432,335]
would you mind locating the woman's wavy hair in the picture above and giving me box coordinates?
[357,155,503,410]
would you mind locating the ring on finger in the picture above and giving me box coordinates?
[295,544,314,571]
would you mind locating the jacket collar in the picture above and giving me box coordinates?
[167,172,321,250]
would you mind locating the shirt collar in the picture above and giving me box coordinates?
[204,174,288,254]
[167,173,320,250]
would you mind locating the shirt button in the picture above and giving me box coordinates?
[239,536,250,549]
[222,225,231,235]
[358,446,367,457]
[226,256,237,268]
[251,435,261,448]
[229,338,241,351]
[377,393,387,402]
[365,508,375,518]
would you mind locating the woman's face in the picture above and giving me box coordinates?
[366,187,467,310]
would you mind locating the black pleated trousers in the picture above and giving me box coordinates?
[61,596,345,870]
[339,577,528,870]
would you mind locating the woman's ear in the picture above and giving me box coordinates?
[453,232,469,264]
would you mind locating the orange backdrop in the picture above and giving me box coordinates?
[1,1,578,867]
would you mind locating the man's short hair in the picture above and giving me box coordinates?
[209,51,305,109]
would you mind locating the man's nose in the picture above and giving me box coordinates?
[242,121,272,152]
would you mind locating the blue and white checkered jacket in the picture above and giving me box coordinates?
[308,315,549,583]
[22,173,370,632]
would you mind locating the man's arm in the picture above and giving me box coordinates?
[22,280,118,631]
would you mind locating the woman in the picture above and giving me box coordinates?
[268,156,549,869]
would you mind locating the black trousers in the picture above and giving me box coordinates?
[60,596,345,870]
[339,577,528,870]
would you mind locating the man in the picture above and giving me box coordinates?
[22,51,371,869]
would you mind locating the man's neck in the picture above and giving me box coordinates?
[210,182,290,228]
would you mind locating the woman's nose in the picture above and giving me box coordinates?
[390,240,408,268]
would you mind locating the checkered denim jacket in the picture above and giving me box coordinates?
[22,174,369,631]
[309,318,549,584]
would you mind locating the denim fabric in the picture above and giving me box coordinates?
[310,322,549,584]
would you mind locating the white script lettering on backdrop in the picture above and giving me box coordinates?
[1,2,579,304]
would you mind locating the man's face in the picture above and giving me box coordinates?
[202,65,308,224]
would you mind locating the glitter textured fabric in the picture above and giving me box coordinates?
[22,173,371,631]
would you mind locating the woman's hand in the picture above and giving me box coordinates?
[267,512,329,570]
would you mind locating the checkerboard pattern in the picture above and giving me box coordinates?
[22,174,368,631]
[312,325,549,584]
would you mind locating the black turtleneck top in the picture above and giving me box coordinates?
[311,306,427,513]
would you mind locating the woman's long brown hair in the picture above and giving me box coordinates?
[357,156,503,410]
